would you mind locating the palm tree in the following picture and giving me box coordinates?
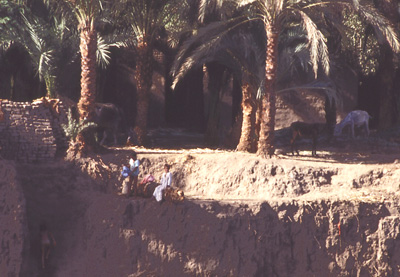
[236,0,399,157]
[42,0,126,153]
[172,21,266,151]
[19,12,73,98]
[115,0,188,146]
[32,0,101,153]
[0,0,34,100]
[173,0,399,157]
[231,32,265,152]
[172,0,399,157]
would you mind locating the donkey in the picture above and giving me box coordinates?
[93,103,124,145]
[290,121,320,156]
[334,110,371,138]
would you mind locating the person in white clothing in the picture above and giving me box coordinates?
[153,164,172,202]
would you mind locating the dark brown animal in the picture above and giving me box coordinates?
[290,121,320,156]
[93,103,124,145]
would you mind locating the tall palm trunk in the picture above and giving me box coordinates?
[134,36,153,146]
[255,99,261,146]
[257,23,278,158]
[44,75,58,98]
[377,46,396,129]
[164,52,175,125]
[10,74,15,101]
[374,0,399,129]
[76,24,97,152]
[205,62,225,146]
[236,80,256,152]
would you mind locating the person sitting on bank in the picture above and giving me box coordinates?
[153,164,172,202]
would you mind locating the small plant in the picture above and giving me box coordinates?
[62,108,97,142]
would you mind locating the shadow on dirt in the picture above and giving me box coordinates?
[275,127,400,164]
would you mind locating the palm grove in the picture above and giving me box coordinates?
[0,0,399,157]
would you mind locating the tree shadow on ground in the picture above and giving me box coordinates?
[275,127,400,165]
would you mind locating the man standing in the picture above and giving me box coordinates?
[129,151,140,196]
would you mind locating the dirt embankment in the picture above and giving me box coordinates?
[0,160,27,277]
[2,147,400,276]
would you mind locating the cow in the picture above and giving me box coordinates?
[334,110,371,138]
[93,103,124,146]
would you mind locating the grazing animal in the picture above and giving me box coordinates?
[93,103,124,145]
[290,121,320,156]
[334,110,371,138]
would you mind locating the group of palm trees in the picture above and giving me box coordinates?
[1,0,399,157]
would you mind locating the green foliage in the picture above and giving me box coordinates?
[0,0,25,49]
[341,11,380,76]
[0,0,78,98]
[61,108,97,142]
[115,0,189,48]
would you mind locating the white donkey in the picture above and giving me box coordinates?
[334,110,371,138]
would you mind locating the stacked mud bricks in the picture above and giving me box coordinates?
[0,99,68,162]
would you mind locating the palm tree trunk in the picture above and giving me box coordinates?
[134,37,153,146]
[44,75,58,98]
[255,99,261,146]
[205,62,225,146]
[236,81,256,152]
[76,25,97,153]
[377,46,396,129]
[10,74,15,101]
[164,52,175,125]
[374,0,399,129]
[257,23,278,158]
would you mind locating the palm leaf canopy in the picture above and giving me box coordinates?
[0,0,26,51]
[42,0,127,68]
[237,0,399,75]
[171,0,331,89]
[0,1,75,83]
[171,12,251,88]
[114,0,189,48]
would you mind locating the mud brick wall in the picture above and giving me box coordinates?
[0,99,68,162]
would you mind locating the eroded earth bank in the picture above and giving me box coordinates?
[2,148,400,276]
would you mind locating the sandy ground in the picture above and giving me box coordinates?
[3,128,400,276]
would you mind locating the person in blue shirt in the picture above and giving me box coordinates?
[129,151,140,196]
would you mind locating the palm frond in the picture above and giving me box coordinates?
[298,10,330,77]
[198,0,225,22]
[20,13,56,80]
[302,0,400,53]
[62,108,97,142]
[96,34,127,69]
[171,15,251,88]
[277,26,310,84]
[275,78,343,111]
[354,4,400,53]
